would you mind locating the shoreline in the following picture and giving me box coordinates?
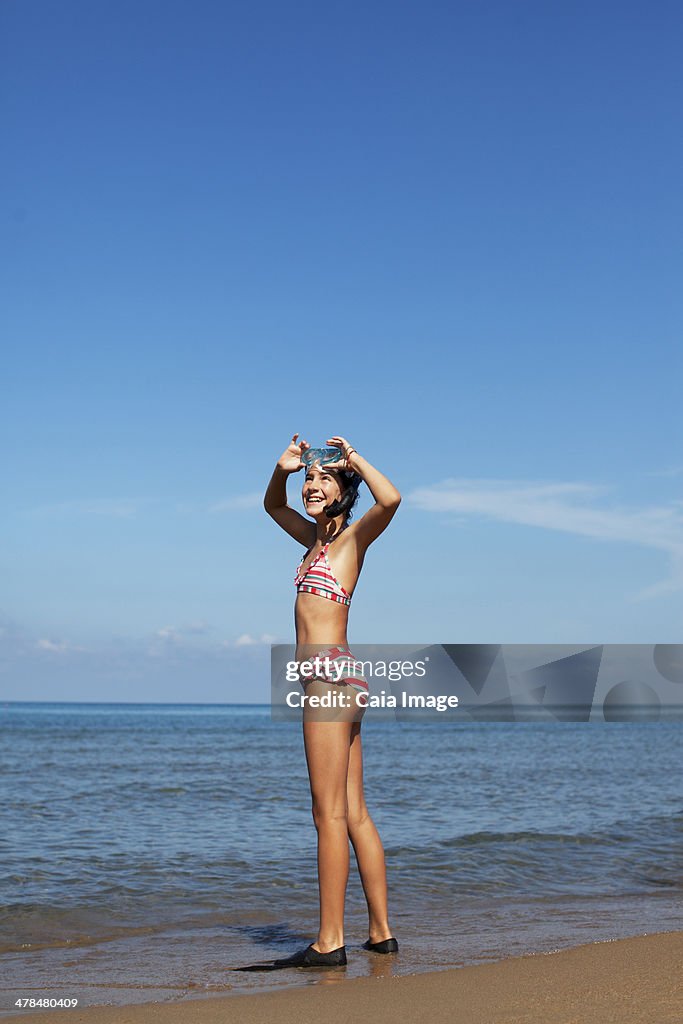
[5,930,682,1024]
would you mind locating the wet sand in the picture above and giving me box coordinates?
[6,931,682,1024]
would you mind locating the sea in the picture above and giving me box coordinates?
[1,702,682,1013]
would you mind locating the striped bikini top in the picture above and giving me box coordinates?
[295,539,352,606]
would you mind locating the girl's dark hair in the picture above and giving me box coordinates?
[325,470,362,521]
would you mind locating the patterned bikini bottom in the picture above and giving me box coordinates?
[298,646,369,695]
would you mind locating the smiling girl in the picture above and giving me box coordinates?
[263,433,401,967]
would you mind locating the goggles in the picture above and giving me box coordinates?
[301,446,343,470]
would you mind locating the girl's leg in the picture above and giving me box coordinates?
[346,720,394,943]
[302,713,354,952]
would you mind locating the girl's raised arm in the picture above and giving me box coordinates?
[326,435,401,552]
[264,434,316,546]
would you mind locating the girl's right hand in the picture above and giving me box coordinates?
[277,433,310,473]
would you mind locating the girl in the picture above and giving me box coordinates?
[263,433,401,967]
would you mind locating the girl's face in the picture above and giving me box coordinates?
[302,466,343,518]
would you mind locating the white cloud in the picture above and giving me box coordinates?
[37,638,87,654]
[0,615,279,704]
[408,477,683,598]
[231,633,278,647]
[209,493,262,513]
[145,625,278,659]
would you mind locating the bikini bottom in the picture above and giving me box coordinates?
[299,645,369,695]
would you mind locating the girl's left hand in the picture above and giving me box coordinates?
[326,436,357,470]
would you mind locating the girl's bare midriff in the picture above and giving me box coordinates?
[295,593,349,660]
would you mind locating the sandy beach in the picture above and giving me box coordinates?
[6,931,682,1024]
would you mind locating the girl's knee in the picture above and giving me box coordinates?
[311,800,348,829]
[347,804,370,831]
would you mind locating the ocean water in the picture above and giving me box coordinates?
[1,702,682,1013]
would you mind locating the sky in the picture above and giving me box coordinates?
[2,0,682,703]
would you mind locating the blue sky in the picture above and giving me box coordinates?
[2,0,682,702]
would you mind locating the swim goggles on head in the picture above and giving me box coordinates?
[301,446,343,470]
